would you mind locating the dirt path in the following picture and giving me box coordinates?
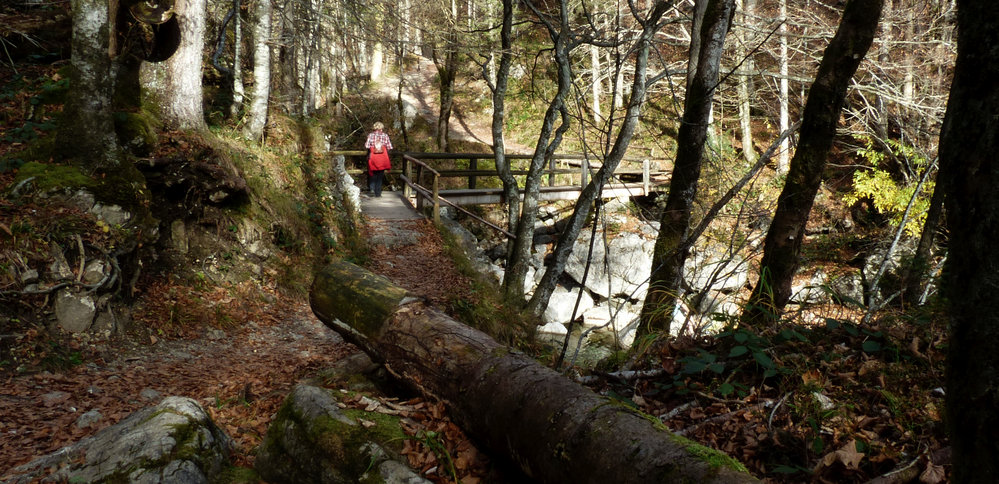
[375,58,535,154]
[0,300,351,473]
[0,215,479,477]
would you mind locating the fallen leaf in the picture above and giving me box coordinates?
[920,463,945,484]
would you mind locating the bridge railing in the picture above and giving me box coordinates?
[336,150,654,195]
[400,154,516,237]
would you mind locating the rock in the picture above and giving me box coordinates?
[170,219,189,254]
[367,459,432,484]
[140,388,162,402]
[90,203,131,226]
[582,301,641,349]
[536,321,569,345]
[82,260,106,285]
[255,384,414,484]
[565,231,653,300]
[543,285,595,325]
[19,269,39,284]
[3,397,232,484]
[695,291,741,318]
[828,272,865,306]
[54,289,96,333]
[48,242,73,281]
[41,391,70,406]
[683,250,749,292]
[790,270,829,305]
[75,409,102,429]
[331,155,362,215]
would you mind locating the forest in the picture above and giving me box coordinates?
[1,0,998,482]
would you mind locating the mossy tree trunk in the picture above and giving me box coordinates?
[310,261,758,484]
[742,0,884,325]
[641,0,736,335]
[938,1,999,481]
[57,0,119,168]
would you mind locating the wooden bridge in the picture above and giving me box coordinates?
[341,151,669,230]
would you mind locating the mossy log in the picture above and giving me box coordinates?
[310,261,758,483]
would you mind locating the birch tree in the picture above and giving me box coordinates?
[244,0,272,140]
[57,0,119,166]
[140,0,209,130]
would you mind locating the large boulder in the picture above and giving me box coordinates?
[565,231,653,300]
[3,397,232,484]
[543,285,595,325]
[255,384,428,484]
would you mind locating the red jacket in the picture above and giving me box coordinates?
[368,148,391,174]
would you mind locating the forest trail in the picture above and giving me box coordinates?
[374,57,535,154]
[0,301,352,472]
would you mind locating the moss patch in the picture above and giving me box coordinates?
[667,432,749,473]
[12,161,96,192]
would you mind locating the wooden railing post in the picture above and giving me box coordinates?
[642,159,650,195]
[432,174,441,224]
[581,158,589,189]
[416,164,425,210]
[548,157,556,186]
[469,157,477,189]
[404,156,412,198]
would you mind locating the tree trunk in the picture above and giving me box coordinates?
[777,0,790,174]
[230,0,244,117]
[742,0,884,325]
[502,0,574,303]
[140,0,208,130]
[244,0,271,141]
[938,1,999,481]
[58,0,119,167]
[736,0,757,164]
[902,172,944,306]
[309,261,758,484]
[641,0,736,335]
[490,0,520,254]
[526,0,673,317]
[433,0,459,151]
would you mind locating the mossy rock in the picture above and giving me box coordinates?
[11,161,96,193]
[114,110,160,156]
[3,397,233,483]
[255,384,415,484]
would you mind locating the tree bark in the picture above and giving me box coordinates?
[230,0,244,117]
[58,0,119,167]
[489,0,520,257]
[641,0,736,335]
[736,0,757,164]
[140,0,208,130]
[777,0,789,174]
[244,0,271,140]
[938,1,999,481]
[309,261,758,484]
[742,0,884,325]
[902,171,944,306]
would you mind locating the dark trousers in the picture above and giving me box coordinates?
[368,170,385,196]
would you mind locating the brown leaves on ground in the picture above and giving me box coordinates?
[365,218,473,307]
[0,294,352,474]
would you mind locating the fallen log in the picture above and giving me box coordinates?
[310,261,758,483]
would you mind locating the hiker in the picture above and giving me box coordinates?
[365,122,393,197]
